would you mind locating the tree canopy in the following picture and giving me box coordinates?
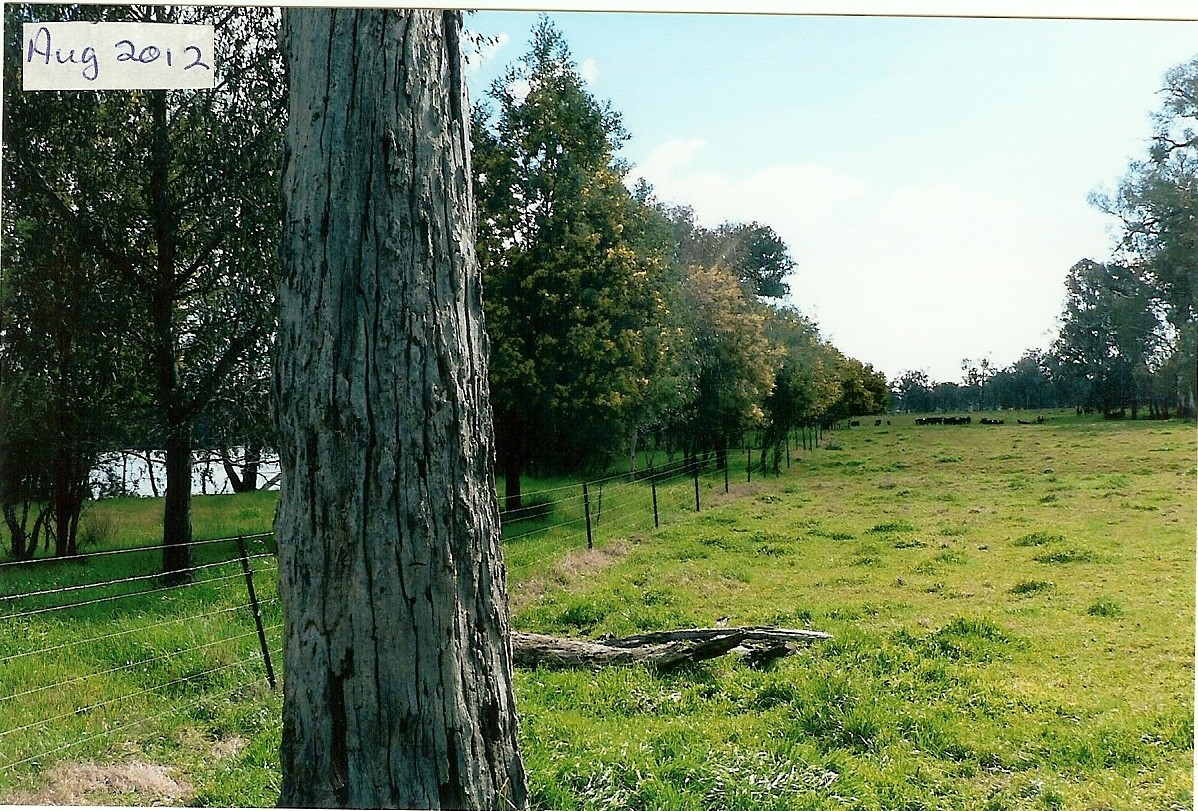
[1,5,283,564]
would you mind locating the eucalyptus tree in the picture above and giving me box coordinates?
[3,5,283,574]
[0,377,52,559]
[0,197,134,557]
[674,263,779,464]
[715,221,795,299]
[3,5,141,557]
[1003,350,1054,411]
[666,207,794,299]
[761,308,837,472]
[473,16,667,508]
[1095,55,1198,417]
[1053,259,1164,416]
[275,8,527,807]
[824,352,888,423]
[894,369,934,413]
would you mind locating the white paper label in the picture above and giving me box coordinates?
[22,22,215,90]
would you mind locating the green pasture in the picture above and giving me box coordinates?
[0,411,1193,808]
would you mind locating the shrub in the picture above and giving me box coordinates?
[77,509,116,550]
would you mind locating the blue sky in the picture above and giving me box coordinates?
[463,10,1197,383]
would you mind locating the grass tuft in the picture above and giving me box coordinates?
[1034,548,1096,565]
[1009,580,1055,596]
[1014,531,1066,547]
[1087,599,1124,618]
[868,520,917,534]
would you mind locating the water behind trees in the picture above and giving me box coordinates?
[90,449,280,499]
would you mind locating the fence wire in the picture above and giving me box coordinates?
[0,536,282,781]
[0,436,814,784]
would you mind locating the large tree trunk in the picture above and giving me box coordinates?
[161,423,193,575]
[274,9,527,809]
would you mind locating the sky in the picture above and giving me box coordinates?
[462,8,1197,384]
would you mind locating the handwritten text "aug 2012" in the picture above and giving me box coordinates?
[22,23,215,91]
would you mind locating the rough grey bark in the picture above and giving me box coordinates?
[274,9,527,809]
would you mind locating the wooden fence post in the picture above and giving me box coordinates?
[582,482,594,550]
[237,535,276,690]
[650,464,660,528]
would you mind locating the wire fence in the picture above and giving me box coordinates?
[0,532,280,785]
[0,429,820,790]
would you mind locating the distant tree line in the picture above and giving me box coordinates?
[0,12,887,559]
[893,55,1197,421]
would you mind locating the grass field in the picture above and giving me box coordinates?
[0,411,1193,808]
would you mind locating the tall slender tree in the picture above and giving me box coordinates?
[275,8,527,807]
[3,5,283,575]
[1095,55,1198,417]
[473,16,666,508]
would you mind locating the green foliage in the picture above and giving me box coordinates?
[673,263,779,453]
[2,4,284,563]
[1052,259,1164,415]
[1087,54,1198,418]
[474,16,671,486]
[474,18,888,493]
[669,210,795,300]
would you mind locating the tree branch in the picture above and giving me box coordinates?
[511,626,831,672]
[18,165,146,290]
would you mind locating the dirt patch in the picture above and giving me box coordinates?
[210,735,248,760]
[510,540,631,614]
[555,540,630,579]
[6,759,193,806]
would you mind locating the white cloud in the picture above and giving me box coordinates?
[630,139,867,248]
[631,138,707,187]
[627,139,1103,381]
[795,182,1096,381]
[580,58,599,85]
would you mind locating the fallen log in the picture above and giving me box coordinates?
[511,626,831,672]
